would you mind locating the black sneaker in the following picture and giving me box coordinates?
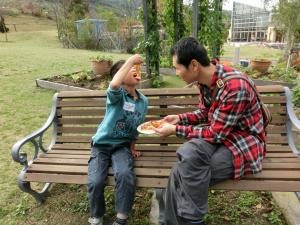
[112,218,127,225]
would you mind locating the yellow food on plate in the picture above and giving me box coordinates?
[134,64,141,78]
[140,120,166,131]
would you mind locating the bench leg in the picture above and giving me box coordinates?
[155,188,166,225]
[296,192,300,201]
[18,168,52,204]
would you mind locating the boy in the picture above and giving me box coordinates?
[87,54,148,225]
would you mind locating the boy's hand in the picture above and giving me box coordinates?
[128,54,144,66]
[130,140,141,158]
[164,115,180,125]
[131,149,141,158]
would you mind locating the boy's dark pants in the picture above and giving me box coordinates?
[165,138,234,225]
[87,143,136,218]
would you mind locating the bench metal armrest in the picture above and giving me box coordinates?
[11,93,58,168]
[284,87,300,156]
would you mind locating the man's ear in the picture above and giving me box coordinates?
[190,59,199,72]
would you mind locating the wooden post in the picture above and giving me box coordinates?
[192,0,199,38]
[142,0,151,77]
[1,23,8,42]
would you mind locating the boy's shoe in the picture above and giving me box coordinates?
[112,217,127,225]
[88,217,103,225]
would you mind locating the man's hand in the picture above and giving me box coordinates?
[154,123,176,137]
[163,115,180,125]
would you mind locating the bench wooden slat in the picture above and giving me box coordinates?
[47,150,297,159]
[57,106,287,117]
[55,135,289,144]
[57,97,287,109]
[57,85,285,98]
[57,107,201,116]
[28,165,171,176]
[27,164,300,181]
[40,154,180,161]
[24,173,300,191]
[264,158,300,163]
[58,115,287,126]
[212,180,300,192]
[41,153,298,163]
[58,117,175,125]
[34,158,300,170]
[246,170,300,180]
[52,143,292,151]
[51,143,293,154]
[261,96,286,104]
[57,99,105,107]
[36,158,88,165]
[24,173,168,187]
[57,97,201,107]
[56,124,287,135]
[256,85,285,93]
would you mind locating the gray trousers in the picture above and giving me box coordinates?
[164,138,234,225]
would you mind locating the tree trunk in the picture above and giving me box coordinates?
[142,0,151,77]
[192,0,199,38]
[174,0,179,44]
[212,0,223,58]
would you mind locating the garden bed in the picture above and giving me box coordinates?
[36,70,155,91]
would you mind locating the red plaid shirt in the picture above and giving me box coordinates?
[176,64,266,179]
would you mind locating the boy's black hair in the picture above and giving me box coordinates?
[110,60,126,78]
[170,37,210,68]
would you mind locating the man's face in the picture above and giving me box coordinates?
[172,55,196,85]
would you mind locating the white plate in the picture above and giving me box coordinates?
[137,122,156,134]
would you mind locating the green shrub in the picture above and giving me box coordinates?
[90,55,113,62]
[293,81,300,107]
[160,56,172,68]
[269,62,298,82]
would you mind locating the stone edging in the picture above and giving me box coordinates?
[36,77,155,92]
[36,79,90,91]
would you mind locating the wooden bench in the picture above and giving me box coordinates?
[12,85,300,205]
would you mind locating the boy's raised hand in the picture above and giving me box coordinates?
[110,54,143,89]
[128,54,144,66]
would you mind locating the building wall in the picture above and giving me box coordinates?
[230,2,270,42]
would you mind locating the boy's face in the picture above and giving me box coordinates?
[172,55,197,85]
[124,66,141,86]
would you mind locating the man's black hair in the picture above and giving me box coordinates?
[170,37,210,68]
[110,60,126,78]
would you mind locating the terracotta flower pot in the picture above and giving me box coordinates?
[250,59,271,73]
[292,60,300,71]
[91,60,112,76]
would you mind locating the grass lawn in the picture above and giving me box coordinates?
[222,44,284,61]
[0,14,287,225]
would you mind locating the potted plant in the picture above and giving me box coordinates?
[250,59,272,73]
[90,55,113,76]
[291,57,300,71]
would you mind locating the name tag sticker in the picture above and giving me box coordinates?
[123,102,135,112]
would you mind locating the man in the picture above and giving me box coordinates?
[155,37,266,225]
